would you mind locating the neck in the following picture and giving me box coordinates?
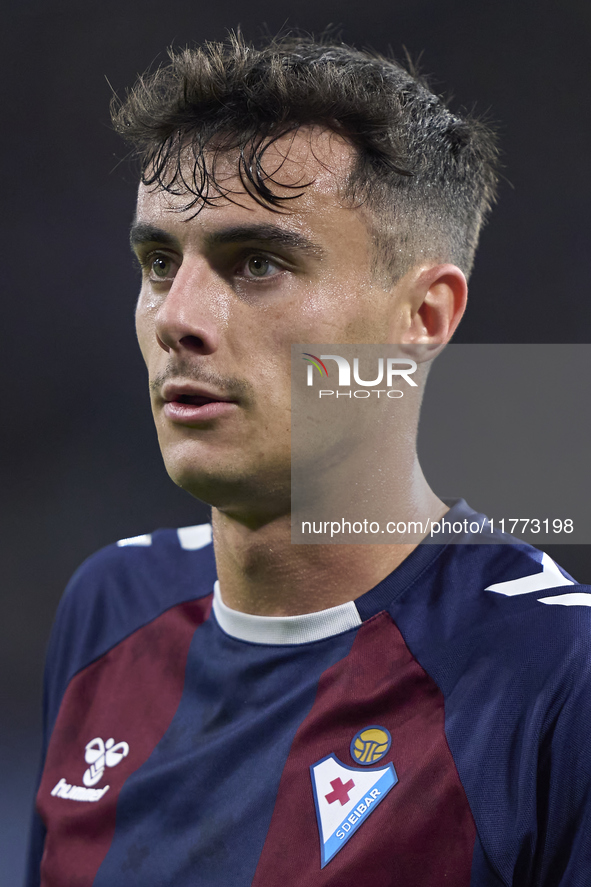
[212,460,447,617]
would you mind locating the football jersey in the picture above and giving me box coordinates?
[25,500,591,886]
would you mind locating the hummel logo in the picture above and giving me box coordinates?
[83,737,129,787]
[51,735,130,803]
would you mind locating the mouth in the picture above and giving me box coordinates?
[175,393,224,407]
[160,383,239,425]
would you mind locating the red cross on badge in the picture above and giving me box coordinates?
[325,776,355,806]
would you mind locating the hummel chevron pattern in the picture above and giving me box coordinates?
[484,552,591,605]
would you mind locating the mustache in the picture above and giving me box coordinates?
[150,360,254,401]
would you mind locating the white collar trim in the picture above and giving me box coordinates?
[212,581,362,645]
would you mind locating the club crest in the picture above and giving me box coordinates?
[310,737,397,868]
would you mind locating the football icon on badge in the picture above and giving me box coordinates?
[350,726,391,765]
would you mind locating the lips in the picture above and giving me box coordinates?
[160,382,238,425]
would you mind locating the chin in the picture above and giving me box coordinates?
[164,457,238,504]
[163,453,291,518]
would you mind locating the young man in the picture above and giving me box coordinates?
[27,36,591,886]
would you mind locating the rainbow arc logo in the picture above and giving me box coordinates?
[302,353,329,379]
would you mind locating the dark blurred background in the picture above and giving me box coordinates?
[2,0,590,881]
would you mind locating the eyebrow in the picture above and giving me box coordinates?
[202,224,325,258]
[129,222,180,250]
[129,221,325,259]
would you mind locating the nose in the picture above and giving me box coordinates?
[154,261,223,356]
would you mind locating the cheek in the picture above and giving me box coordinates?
[296,282,392,344]
[135,299,157,366]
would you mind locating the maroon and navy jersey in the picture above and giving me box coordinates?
[26,500,591,886]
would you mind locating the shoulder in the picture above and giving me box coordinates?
[64,523,215,606]
[406,540,591,775]
[431,544,591,883]
[43,524,216,727]
[396,540,591,694]
[406,500,591,652]
[58,523,216,628]
[436,540,587,621]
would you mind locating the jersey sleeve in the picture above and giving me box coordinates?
[22,540,150,885]
[24,703,49,886]
[23,526,216,886]
[23,556,92,887]
[534,615,591,885]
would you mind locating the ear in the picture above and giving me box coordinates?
[398,264,467,348]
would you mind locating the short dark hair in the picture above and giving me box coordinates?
[112,33,499,280]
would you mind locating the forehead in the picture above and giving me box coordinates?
[135,127,361,232]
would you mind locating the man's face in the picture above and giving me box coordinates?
[133,129,413,520]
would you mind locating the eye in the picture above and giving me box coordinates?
[146,253,179,282]
[152,256,171,278]
[242,255,281,279]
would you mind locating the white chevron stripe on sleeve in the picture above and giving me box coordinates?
[485,552,574,596]
[177,524,212,550]
[537,593,591,607]
[116,534,152,547]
